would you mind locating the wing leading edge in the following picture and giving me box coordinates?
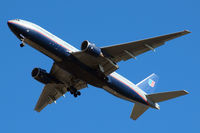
[101,30,191,63]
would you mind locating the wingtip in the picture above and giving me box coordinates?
[183,90,189,94]
[34,108,41,112]
[183,30,191,34]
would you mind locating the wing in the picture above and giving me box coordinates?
[72,30,190,76]
[101,30,191,63]
[34,63,87,112]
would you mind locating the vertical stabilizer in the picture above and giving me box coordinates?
[136,73,159,94]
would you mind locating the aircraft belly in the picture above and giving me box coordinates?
[26,38,105,88]
[25,32,106,87]
[103,86,136,103]
[16,25,106,88]
[106,75,148,105]
[56,59,106,88]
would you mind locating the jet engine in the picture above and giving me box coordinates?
[81,40,103,57]
[31,68,59,84]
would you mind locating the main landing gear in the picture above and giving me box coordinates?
[67,86,81,98]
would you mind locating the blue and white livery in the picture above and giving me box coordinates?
[8,19,190,120]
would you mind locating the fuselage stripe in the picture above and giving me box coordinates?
[110,75,148,104]
[8,21,72,52]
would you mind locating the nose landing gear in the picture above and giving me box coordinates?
[19,34,25,47]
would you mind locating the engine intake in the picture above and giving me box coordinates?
[31,68,59,84]
[81,40,103,57]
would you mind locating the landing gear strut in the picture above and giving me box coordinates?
[67,86,81,98]
[19,34,25,47]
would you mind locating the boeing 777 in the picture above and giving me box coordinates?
[7,19,190,120]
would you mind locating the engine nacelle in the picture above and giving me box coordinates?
[81,40,103,57]
[31,68,59,84]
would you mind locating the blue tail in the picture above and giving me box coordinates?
[136,73,159,94]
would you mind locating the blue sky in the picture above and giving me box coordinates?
[0,0,199,132]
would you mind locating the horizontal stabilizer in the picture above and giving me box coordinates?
[146,90,189,103]
[130,103,149,120]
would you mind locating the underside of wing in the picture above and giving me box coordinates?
[130,103,149,120]
[101,30,191,63]
[34,63,87,112]
[72,51,119,76]
[34,83,66,112]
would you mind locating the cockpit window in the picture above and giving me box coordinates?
[15,19,20,21]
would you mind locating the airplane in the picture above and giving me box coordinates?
[7,19,190,120]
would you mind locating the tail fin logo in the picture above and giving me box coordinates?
[148,79,155,87]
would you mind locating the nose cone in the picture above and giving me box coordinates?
[7,20,11,26]
[7,20,17,30]
[8,20,15,31]
[7,19,23,39]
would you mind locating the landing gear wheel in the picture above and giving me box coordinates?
[70,91,73,94]
[20,43,25,47]
[77,91,81,96]
[74,93,77,97]
[68,86,81,97]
